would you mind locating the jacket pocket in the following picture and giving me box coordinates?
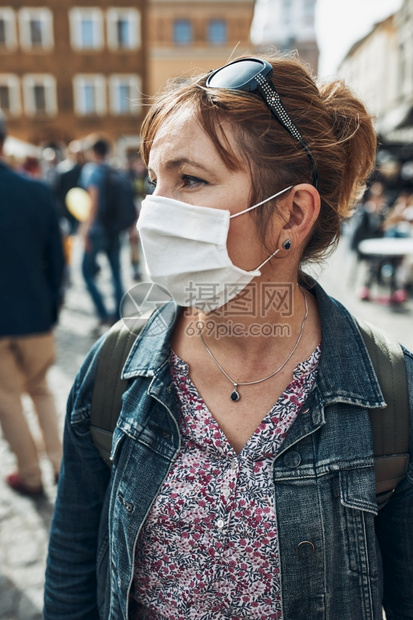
[339,468,378,577]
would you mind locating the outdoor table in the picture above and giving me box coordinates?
[357,237,413,304]
[358,237,413,257]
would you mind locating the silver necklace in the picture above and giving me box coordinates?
[199,290,308,402]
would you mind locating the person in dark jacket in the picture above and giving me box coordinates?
[0,111,65,497]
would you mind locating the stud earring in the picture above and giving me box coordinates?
[282,239,291,250]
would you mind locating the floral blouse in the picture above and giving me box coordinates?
[132,345,321,619]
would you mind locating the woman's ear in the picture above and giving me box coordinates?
[280,184,320,249]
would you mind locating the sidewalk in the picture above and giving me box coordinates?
[0,235,411,619]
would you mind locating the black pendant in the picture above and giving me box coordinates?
[231,387,240,402]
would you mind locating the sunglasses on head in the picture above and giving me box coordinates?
[206,57,319,189]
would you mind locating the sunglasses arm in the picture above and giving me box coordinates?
[256,82,319,189]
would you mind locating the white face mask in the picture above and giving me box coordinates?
[137,185,292,311]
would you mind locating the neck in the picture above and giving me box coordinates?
[186,281,308,357]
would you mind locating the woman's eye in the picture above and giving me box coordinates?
[148,177,156,188]
[181,175,207,188]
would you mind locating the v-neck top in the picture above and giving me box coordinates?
[132,345,321,619]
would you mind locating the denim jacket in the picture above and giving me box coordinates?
[44,282,413,620]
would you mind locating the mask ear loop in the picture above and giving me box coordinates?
[256,247,280,270]
[230,185,293,271]
[230,185,293,219]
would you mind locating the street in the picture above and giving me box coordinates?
[0,234,412,619]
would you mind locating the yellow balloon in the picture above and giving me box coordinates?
[65,187,91,222]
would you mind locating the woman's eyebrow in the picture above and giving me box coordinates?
[160,157,211,173]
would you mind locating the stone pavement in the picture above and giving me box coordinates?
[0,235,412,619]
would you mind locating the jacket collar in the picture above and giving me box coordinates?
[311,281,385,408]
[122,281,385,409]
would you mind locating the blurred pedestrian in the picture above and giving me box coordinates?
[0,111,65,497]
[349,181,390,300]
[52,140,87,288]
[20,155,41,178]
[80,138,125,330]
[42,147,60,187]
[124,153,144,281]
[383,190,413,238]
[53,140,86,236]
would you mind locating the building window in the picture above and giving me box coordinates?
[0,75,20,114]
[0,9,17,49]
[33,84,46,111]
[0,85,9,109]
[19,9,54,50]
[30,19,42,46]
[173,19,192,45]
[73,75,106,115]
[107,9,141,50]
[69,9,104,50]
[208,19,227,45]
[22,74,57,116]
[81,19,95,47]
[109,75,141,115]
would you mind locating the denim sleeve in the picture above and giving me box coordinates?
[44,337,111,620]
[375,349,413,620]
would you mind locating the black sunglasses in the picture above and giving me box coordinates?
[206,57,319,189]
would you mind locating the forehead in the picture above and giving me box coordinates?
[148,107,243,172]
[149,111,215,167]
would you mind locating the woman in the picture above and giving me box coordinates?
[44,55,413,619]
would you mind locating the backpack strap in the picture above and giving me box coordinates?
[356,318,410,508]
[90,320,139,467]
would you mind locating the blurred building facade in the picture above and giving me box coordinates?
[0,0,147,154]
[147,0,255,96]
[338,0,413,165]
[251,0,319,75]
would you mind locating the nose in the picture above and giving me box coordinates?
[152,182,170,198]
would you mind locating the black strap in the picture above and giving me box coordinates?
[90,320,138,467]
[357,318,410,508]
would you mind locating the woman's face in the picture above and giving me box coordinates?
[147,111,282,272]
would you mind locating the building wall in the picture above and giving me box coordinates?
[338,0,413,144]
[0,0,147,153]
[147,0,255,96]
[338,17,398,124]
[395,0,413,117]
[251,0,319,75]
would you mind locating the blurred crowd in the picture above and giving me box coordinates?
[6,136,152,326]
[0,121,151,498]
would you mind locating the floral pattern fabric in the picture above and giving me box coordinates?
[132,345,321,619]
